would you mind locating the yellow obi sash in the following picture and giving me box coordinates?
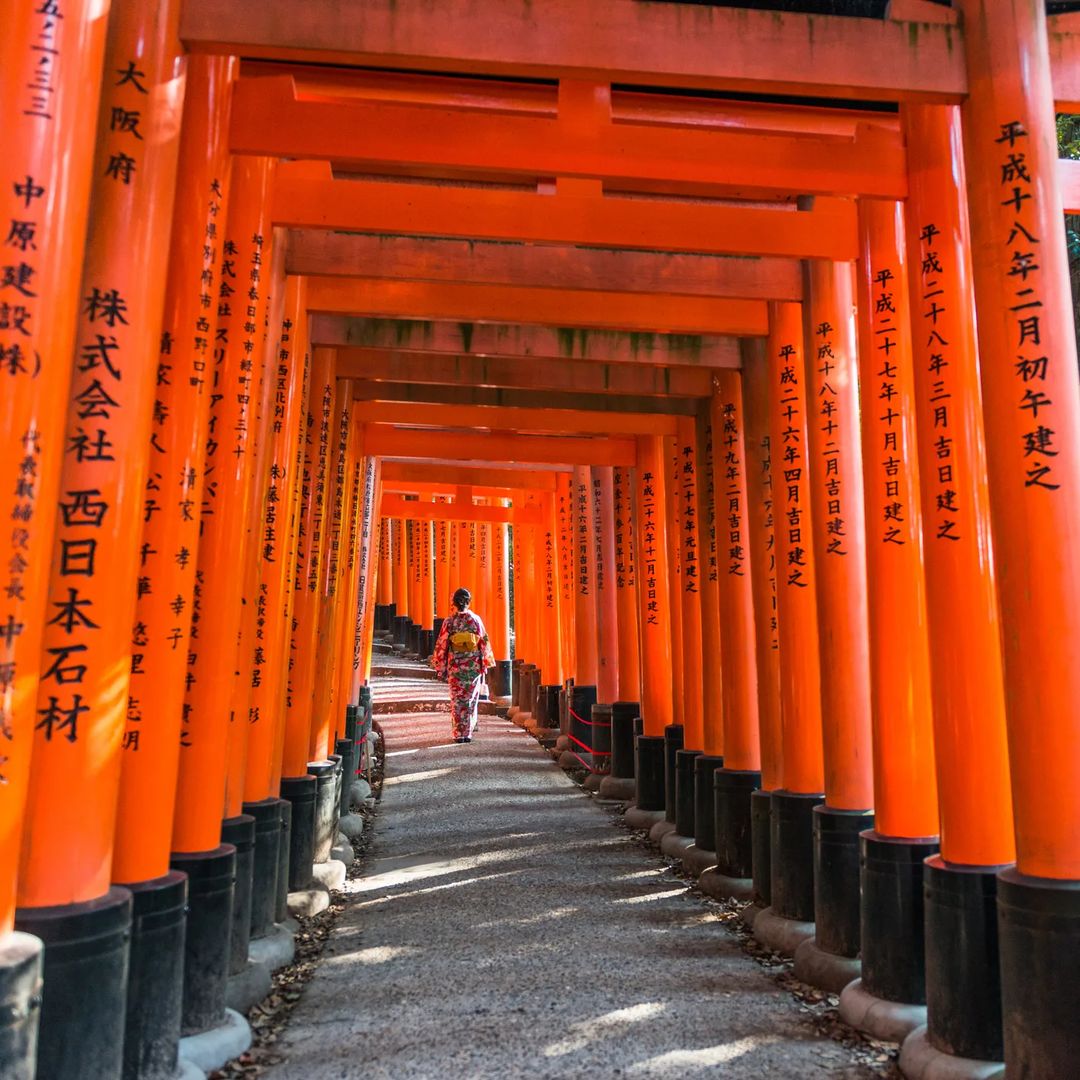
[450,630,480,653]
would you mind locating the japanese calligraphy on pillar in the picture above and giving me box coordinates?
[592,473,604,596]
[352,458,377,676]
[721,403,748,577]
[557,478,574,612]
[993,121,1059,492]
[680,436,699,593]
[813,319,850,556]
[576,475,590,597]
[776,341,812,588]
[640,469,659,627]
[613,467,636,591]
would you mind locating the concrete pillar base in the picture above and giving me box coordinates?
[623,805,667,831]
[839,977,928,1044]
[177,1008,251,1074]
[899,1025,1005,1080]
[338,812,365,839]
[225,960,272,1014]
[582,773,604,792]
[349,778,372,805]
[330,837,355,867]
[311,858,347,892]
[0,931,42,1080]
[752,905,816,956]
[555,734,570,751]
[287,885,331,919]
[699,867,755,903]
[678,844,716,878]
[792,936,861,994]
[597,775,636,801]
[659,831,695,859]
[741,901,765,929]
[649,818,678,844]
[558,750,584,770]
[248,923,295,971]
[505,705,520,721]
[177,1056,207,1079]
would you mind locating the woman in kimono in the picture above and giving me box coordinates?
[433,587,495,743]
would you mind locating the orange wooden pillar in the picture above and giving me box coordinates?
[279,345,335,880]
[572,466,599,688]
[630,436,674,812]
[539,494,562,688]
[592,467,619,705]
[392,518,408,629]
[959,9,1080,1069]
[759,301,825,935]
[662,435,685,738]
[489,517,512,696]
[376,517,393,635]
[741,341,784,907]
[421,509,435,633]
[14,0,185,1068]
[474,517,489,639]
[0,0,110,996]
[333,431,365,715]
[796,260,875,981]
[555,473,577,686]
[612,466,641,706]
[520,497,543,691]
[355,458,383,688]
[841,199,940,1026]
[710,370,764,885]
[895,103,1017,1067]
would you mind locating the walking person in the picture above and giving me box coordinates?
[433,587,496,743]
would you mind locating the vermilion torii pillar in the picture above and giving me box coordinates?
[754,301,826,954]
[840,198,940,1040]
[742,340,784,911]
[629,436,674,819]
[794,261,875,994]
[376,517,393,631]
[15,2,184,1074]
[0,3,110,1065]
[897,102,1016,1074]
[555,473,577,692]
[592,467,619,707]
[957,0,1080,1068]
[488,517,512,698]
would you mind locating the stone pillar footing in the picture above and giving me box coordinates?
[177,1009,252,1075]
[752,906,816,956]
[678,844,716,879]
[792,936,861,995]
[623,805,666,831]
[698,867,755,904]
[597,775,636,801]
[839,978,928,1044]
[898,1026,1005,1080]
[659,830,695,860]
[649,818,678,845]
[0,931,42,1080]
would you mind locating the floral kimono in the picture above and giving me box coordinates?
[434,610,496,740]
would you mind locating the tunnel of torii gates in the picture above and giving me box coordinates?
[7,0,1080,1078]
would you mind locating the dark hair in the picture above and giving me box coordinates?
[452,587,471,611]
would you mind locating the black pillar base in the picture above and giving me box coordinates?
[335,738,356,817]
[308,760,338,864]
[663,724,685,823]
[675,748,703,837]
[750,788,773,906]
[392,614,409,645]
[535,685,560,728]
[634,735,666,812]
[15,887,132,1080]
[122,871,188,1080]
[860,830,940,1005]
[567,684,598,765]
[770,790,820,922]
[589,703,613,774]
[275,798,292,923]
[998,867,1080,1077]
[923,857,1005,1062]
[422,628,436,660]
[280,774,316,889]
[714,769,760,880]
[169,845,236,1036]
[243,799,282,941]
[493,659,512,699]
[692,754,724,850]
[814,805,872,959]
[610,702,640,780]
[374,602,393,632]
[0,930,41,1080]
[220,815,255,977]
[511,659,525,708]
[558,677,573,735]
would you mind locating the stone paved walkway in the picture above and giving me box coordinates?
[266,662,876,1079]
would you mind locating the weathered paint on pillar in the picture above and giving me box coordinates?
[696,408,724,758]
[280,346,334,780]
[613,466,641,705]
[742,342,781,789]
[767,302,824,797]
[117,55,236,880]
[20,0,184,905]
[855,200,938,840]
[804,262,874,812]
[572,465,599,685]
[675,417,704,750]
[712,373,760,771]
[592,467,619,703]
[555,472,576,679]
[245,276,309,803]
[905,104,1015,867]
[958,0,1080,880]
[172,158,275,851]
[633,436,674,737]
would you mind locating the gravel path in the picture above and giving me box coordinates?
[265,668,875,1079]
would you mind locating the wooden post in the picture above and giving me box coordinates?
[572,465,599,687]
[555,473,577,683]
[592,467,619,704]
[612,466,640,705]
